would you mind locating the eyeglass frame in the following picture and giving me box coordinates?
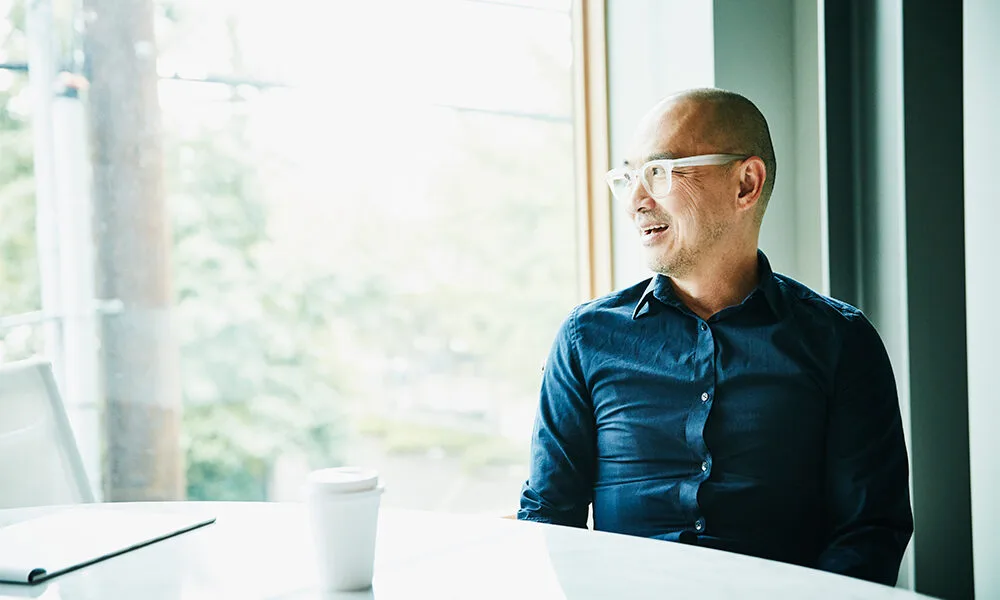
[605,153,749,202]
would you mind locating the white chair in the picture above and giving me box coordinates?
[0,358,94,508]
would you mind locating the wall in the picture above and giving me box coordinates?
[713,0,822,290]
[963,0,1000,596]
[605,0,714,289]
[606,0,826,292]
[794,0,828,293]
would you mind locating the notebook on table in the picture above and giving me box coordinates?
[0,508,215,584]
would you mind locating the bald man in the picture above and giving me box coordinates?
[518,89,913,586]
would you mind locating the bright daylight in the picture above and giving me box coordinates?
[0,0,997,599]
[0,0,577,511]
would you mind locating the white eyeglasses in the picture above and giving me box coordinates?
[605,154,747,202]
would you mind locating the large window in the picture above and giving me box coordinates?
[0,0,586,513]
[0,2,40,361]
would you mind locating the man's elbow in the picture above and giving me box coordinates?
[518,487,588,528]
[817,522,913,586]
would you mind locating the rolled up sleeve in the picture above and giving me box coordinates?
[518,308,595,527]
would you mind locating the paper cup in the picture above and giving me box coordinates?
[306,467,384,592]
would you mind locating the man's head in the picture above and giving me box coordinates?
[612,88,775,278]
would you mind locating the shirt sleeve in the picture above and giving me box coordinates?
[816,313,914,585]
[517,307,595,527]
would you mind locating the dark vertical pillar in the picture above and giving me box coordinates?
[900,1,973,598]
[823,0,862,308]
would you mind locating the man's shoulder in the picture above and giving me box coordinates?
[773,273,864,324]
[573,277,652,320]
[547,281,649,355]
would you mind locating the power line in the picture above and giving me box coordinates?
[0,63,572,124]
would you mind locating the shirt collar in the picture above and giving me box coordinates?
[632,250,783,320]
[755,251,783,315]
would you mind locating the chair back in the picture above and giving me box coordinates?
[0,358,94,508]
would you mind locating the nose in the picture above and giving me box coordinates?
[627,178,656,214]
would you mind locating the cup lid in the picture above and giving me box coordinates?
[307,467,379,493]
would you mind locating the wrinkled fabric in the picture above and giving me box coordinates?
[518,252,913,586]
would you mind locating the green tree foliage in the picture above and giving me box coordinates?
[0,73,38,317]
[164,99,349,500]
[0,1,43,360]
[2,0,579,507]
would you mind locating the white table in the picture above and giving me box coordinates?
[0,502,934,600]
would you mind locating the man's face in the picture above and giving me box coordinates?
[623,100,740,278]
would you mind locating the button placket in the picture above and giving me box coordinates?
[689,315,715,539]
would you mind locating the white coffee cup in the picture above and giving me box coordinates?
[306,467,384,591]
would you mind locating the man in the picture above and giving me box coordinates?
[518,88,913,586]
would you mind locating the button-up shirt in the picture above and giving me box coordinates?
[518,252,913,585]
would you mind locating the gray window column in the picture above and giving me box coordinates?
[825,1,974,597]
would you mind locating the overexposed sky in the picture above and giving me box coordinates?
[156,0,576,269]
[156,0,572,116]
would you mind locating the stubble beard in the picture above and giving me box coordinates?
[646,220,728,278]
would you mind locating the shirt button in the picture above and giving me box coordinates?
[701,392,710,402]
[700,323,708,331]
[695,518,705,532]
[701,461,709,472]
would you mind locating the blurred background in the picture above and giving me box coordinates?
[0,0,579,511]
[0,1,997,599]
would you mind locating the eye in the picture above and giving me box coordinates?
[645,164,669,180]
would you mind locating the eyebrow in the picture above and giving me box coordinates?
[622,151,677,167]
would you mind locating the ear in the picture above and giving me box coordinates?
[735,156,767,213]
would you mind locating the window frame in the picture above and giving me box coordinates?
[571,0,613,300]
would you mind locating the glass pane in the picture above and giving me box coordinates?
[0,0,27,64]
[0,67,42,361]
[8,0,580,513]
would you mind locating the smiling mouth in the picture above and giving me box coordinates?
[640,224,669,237]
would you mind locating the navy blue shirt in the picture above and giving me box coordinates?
[519,252,913,585]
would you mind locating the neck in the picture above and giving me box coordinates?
[668,244,760,320]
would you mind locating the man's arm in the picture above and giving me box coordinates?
[817,313,914,585]
[517,308,595,527]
